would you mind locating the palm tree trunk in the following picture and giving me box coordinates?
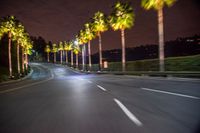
[47,52,49,62]
[121,29,126,72]
[17,43,20,74]
[27,54,29,68]
[54,52,56,63]
[8,31,12,77]
[71,51,73,67]
[22,47,24,73]
[158,8,165,72]
[88,41,91,71]
[76,54,78,68]
[25,53,28,70]
[82,45,85,71]
[62,51,63,64]
[60,50,62,64]
[98,33,102,71]
[65,50,68,64]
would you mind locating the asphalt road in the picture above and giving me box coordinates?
[0,63,200,133]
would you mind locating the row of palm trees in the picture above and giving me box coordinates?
[45,41,80,68]
[45,0,176,72]
[0,16,33,78]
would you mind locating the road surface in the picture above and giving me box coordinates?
[0,63,200,133]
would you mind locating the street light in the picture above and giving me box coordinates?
[74,40,78,46]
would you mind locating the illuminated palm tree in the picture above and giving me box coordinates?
[77,30,87,71]
[64,41,71,64]
[24,38,33,70]
[20,32,29,74]
[68,41,74,67]
[141,0,176,72]
[109,2,135,71]
[13,22,25,75]
[93,11,108,70]
[52,43,58,63]
[84,23,95,71]
[73,41,80,69]
[45,44,51,62]
[0,15,17,77]
[58,41,64,64]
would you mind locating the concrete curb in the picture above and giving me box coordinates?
[56,64,84,75]
[0,69,33,85]
[52,63,200,80]
[67,68,200,80]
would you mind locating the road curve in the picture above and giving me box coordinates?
[0,62,200,133]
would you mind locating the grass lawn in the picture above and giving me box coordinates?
[92,54,200,72]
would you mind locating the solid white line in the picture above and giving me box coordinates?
[0,68,54,94]
[114,98,143,127]
[0,76,53,94]
[141,88,200,100]
[97,85,107,91]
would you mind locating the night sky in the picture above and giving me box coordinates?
[0,0,200,53]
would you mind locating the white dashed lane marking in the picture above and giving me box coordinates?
[97,85,107,91]
[114,98,143,127]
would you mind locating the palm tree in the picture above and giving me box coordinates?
[84,23,95,71]
[20,32,29,74]
[109,2,135,72]
[81,45,86,71]
[24,38,33,71]
[73,42,80,69]
[63,41,70,64]
[45,44,51,62]
[52,43,58,63]
[141,0,176,72]
[58,41,64,64]
[13,22,25,75]
[77,30,87,71]
[68,41,74,67]
[0,16,17,77]
[93,11,108,70]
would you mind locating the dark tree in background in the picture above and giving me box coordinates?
[92,35,200,63]
[30,36,47,61]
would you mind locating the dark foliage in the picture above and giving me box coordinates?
[92,35,200,63]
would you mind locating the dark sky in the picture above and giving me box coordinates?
[0,0,200,53]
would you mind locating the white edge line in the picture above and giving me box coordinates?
[87,80,93,83]
[141,88,200,100]
[114,98,143,127]
[97,85,107,91]
[75,78,84,81]
[0,72,54,94]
